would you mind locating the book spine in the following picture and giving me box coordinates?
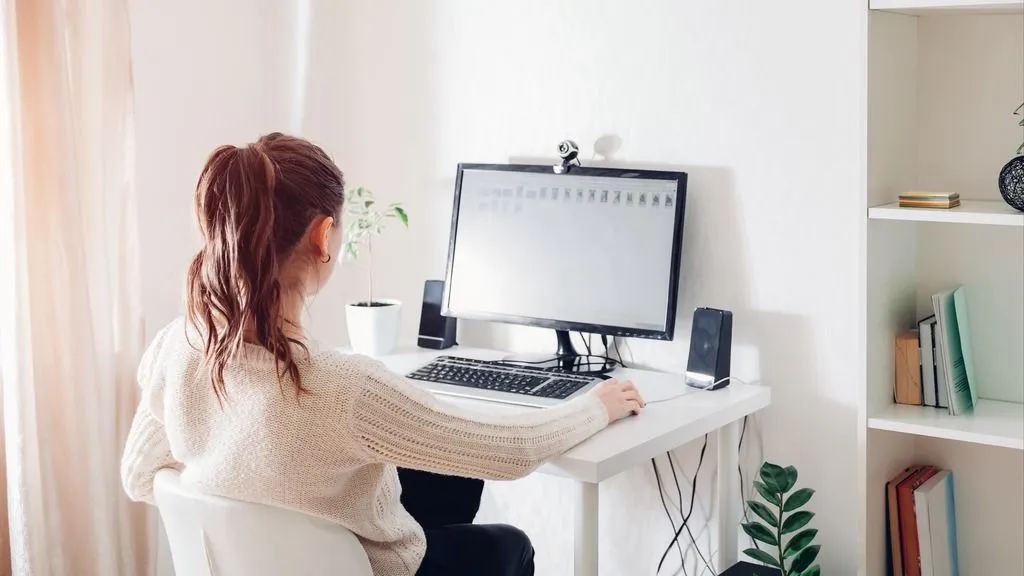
[888,466,921,576]
[915,488,934,576]
[943,475,959,576]
[899,466,939,576]
[931,319,948,409]
[919,318,935,407]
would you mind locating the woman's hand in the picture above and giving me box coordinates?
[593,378,645,422]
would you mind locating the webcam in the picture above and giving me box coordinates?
[553,139,581,174]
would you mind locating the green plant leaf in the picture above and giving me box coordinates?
[760,462,788,494]
[754,480,781,506]
[344,242,358,259]
[748,501,779,527]
[742,548,781,568]
[393,206,408,226]
[800,565,821,576]
[741,521,778,547]
[782,510,814,534]
[783,528,817,558]
[782,466,798,493]
[784,488,815,512]
[790,544,820,574]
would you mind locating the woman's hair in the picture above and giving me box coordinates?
[185,132,345,400]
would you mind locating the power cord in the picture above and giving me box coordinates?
[652,457,688,575]
[738,415,759,551]
[655,434,714,575]
[576,331,593,357]
[612,337,628,368]
[668,451,715,576]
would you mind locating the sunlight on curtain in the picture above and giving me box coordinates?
[0,0,150,574]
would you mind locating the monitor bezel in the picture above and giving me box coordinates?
[441,162,688,341]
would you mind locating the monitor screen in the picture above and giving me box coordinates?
[442,164,687,340]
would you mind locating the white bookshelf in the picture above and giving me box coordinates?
[870,0,1024,14]
[868,398,1024,450]
[869,200,1024,226]
[863,5,1024,575]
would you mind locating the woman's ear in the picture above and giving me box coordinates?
[310,215,334,259]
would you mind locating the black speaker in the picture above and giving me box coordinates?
[417,280,457,350]
[685,307,733,390]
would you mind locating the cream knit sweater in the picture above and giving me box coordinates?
[120,318,609,575]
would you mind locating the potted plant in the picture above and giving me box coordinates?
[998,102,1024,212]
[342,186,408,356]
[734,461,820,576]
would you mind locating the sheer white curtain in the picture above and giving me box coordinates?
[0,0,151,574]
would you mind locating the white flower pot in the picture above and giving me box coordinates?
[345,299,402,357]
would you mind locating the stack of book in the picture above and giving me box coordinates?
[892,285,978,415]
[898,191,960,209]
[886,465,960,576]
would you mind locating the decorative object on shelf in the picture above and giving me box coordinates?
[997,102,1024,212]
[742,462,821,576]
[893,329,923,406]
[342,186,409,356]
[897,191,960,209]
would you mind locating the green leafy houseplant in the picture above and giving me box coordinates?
[342,186,408,306]
[741,462,821,576]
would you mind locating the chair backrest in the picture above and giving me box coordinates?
[153,469,373,576]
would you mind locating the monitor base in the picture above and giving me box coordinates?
[500,330,616,376]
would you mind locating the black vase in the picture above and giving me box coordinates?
[998,155,1024,212]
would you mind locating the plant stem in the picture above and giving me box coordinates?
[777,498,786,576]
[367,236,374,305]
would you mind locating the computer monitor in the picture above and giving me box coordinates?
[441,163,687,371]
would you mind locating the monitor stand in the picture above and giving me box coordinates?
[501,329,616,376]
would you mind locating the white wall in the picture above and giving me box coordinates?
[130,0,866,574]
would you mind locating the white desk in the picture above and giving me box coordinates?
[373,346,771,576]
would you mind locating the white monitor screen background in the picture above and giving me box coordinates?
[445,168,682,334]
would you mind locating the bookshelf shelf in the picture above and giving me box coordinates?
[870,0,1024,14]
[869,398,1024,450]
[868,200,1024,227]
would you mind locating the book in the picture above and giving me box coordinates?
[898,466,939,576]
[898,191,961,209]
[895,330,922,405]
[918,316,936,407]
[900,191,959,199]
[888,466,923,576]
[931,318,949,409]
[931,287,977,416]
[914,470,960,576]
[952,289,977,409]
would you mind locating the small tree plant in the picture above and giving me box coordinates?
[741,462,821,576]
[342,186,408,306]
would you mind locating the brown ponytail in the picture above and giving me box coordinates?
[186,133,345,400]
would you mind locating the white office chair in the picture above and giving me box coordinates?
[153,469,373,576]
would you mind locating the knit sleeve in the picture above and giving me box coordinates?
[345,356,609,481]
[120,322,183,504]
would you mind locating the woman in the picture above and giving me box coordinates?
[120,133,645,576]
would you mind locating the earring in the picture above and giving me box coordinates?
[321,253,331,264]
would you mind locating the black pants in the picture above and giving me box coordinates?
[398,468,535,576]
